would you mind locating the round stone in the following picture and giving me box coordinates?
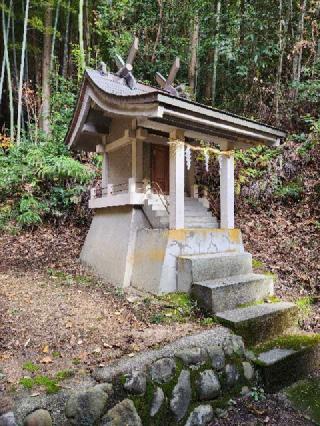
[175,348,207,366]
[242,362,255,381]
[24,409,52,426]
[101,399,142,426]
[198,370,221,401]
[124,371,146,395]
[150,358,176,384]
[0,412,17,426]
[207,346,225,371]
[225,364,240,388]
[184,404,214,426]
[65,386,109,425]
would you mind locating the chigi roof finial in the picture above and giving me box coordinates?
[155,57,186,97]
[114,36,139,89]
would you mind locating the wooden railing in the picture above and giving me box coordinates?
[90,178,144,199]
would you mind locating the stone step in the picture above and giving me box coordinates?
[178,252,252,289]
[191,273,274,313]
[215,302,298,345]
[253,338,320,392]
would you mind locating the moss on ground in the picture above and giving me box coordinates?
[286,378,320,424]
[154,292,198,324]
[238,295,280,309]
[253,334,320,354]
[19,369,75,394]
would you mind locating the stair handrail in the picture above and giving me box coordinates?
[146,181,170,214]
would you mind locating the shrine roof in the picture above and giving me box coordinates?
[65,68,286,152]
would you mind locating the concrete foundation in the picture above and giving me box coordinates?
[81,208,245,294]
[80,206,149,288]
[132,228,244,294]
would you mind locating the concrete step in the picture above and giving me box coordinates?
[184,221,218,227]
[184,213,215,220]
[178,252,252,290]
[253,337,320,392]
[191,273,274,313]
[185,223,219,229]
[215,302,298,345]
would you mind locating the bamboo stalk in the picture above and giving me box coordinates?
[16,0,30,145]
[2,0,14,142]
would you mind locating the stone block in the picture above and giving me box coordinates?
[192,273,274,313]
[178,252,252,292]
[254,344,320,392]
[216,302,298,345]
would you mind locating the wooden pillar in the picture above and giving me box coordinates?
[102,152,109,189]
[219,153,234,229]
[131,138,143,183]
[169,130,185,229]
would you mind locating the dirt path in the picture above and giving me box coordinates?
[0,271,202,390]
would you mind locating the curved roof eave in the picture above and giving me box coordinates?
[65,69,286,150]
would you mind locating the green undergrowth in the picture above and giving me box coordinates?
[286,378,320,424]
[47,268,97,287]
[295,296,315,323]
[252,259,277,279]
[252,334,320,355]
[149,292,218,326]
[150,293,199,324]
[19,369,74,394]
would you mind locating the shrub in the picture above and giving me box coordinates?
[0,76,96,231]
[274,181,304,202]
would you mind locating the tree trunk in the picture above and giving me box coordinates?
[39,7,52,135]
[292,0,307,99]
[0,0,11,105]
[11,5,18,88]
[2,0,14,142]
[188,14,199,95]
[84,0,91,63]
[62,0,71,78]
[275,0,286,124]
[50,0,61,72]
[204,50,213,101]
[78,0,86,78]
[151,0,163,63]
[17,0,30,145]
[239,0,245,46]
[212,0,221,107]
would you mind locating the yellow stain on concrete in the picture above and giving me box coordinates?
[133,248,166,263]
[168,229,187,241]
[228,228,241,243]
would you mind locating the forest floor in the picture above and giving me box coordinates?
[0,225,207,391]
[0,210,319,423]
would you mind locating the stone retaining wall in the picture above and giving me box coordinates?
[2,333,257,426]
